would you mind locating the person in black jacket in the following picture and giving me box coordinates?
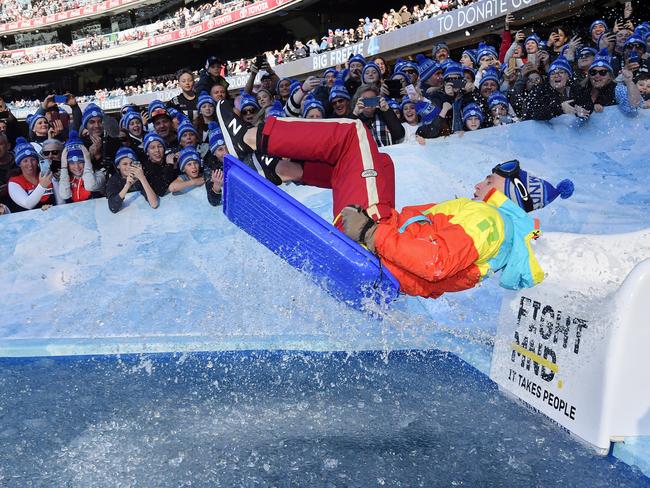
[194,56,230,96]
[167,68,198,121]
[351,84,405,147]
[142,132,177,197]
[80,103,121,178]
[572,49,618,114]
[106,147,158,213]
[522,56,592,120]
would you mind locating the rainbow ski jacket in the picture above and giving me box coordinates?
[373,188,544,298]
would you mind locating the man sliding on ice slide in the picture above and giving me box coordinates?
[217,103,573,299]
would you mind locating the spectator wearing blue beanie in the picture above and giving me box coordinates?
[473,159,574,213]
[525,34,542,56]
[120,109,144,149]
[81,103,104,134]
[461,49,477,68]
[362,62,382,85]
[324,68,339,88]
[197,91,216,116]
[177,118,199,151]
[462,103,484,131]
[400,97,420,144]
[58,130,104,203]
[169,146,204,196]
[476,43,499,65]
[147,99,176,148]
[416,54,443,90]
[478,67,501,98]
[27,113,48,143]
[7,137,58,210]
[203,122,226,207]
[240,92,261,125]
[590,20,608,44]
[276,78,292,103]
[106,146,158,213]
[79,102,121,177]
[329,79,352,118]
[345,54,366,97]
[143,132,176,197]
[487,92,517,126]
[303,96,325,119]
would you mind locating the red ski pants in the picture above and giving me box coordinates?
[261,117,395,224]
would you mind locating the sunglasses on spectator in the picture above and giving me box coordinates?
[241,108,256,115]
[589,69,609,77]
[42,150,60,156]
[402,69,417,74]
[331,98,348,105]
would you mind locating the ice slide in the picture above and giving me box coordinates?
[1,107,649,471]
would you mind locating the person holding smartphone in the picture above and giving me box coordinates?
[351,84,405,147]
[8,138,60,211]
[195,56,230,101]
[106,148,159,213]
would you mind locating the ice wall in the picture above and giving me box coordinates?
[1,107,649,359]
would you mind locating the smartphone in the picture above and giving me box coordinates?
[450,78,465,90]
[508,57,518,70]
[39,159,51,176]
[53,95,67,104]
[363,96,380,107]
[528,52,537,66]
[405,84,418,100]
[628,52,640,64]
[254,55,265,67]
[385,79,403,98]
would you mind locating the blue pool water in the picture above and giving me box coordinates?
[1,350,648,487]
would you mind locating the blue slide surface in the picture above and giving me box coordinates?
[222,155,401,310]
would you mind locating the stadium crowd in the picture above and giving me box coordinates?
[0,2,647,217]
[0,0,474,69]
[0,0,104,24]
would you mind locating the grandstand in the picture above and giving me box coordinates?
[1,0,634,117]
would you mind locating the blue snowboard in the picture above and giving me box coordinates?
[222,155,400,310]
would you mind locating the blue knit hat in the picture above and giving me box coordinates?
[143,132,165,153]
[479,67,501,88]
[495,160,575,212]
[476,42,498,62]
[302,96,325,118]
[590,20,608,35]
[463,66,477,80]
[267,100,286,119]
[433,42,450,57]
[240,92,260,112]
[329,79,351,102]
[395,58,418,73]
[548,56,573,76]
[27,113,47,134]
[207,122,225,153]
[443,62,464,79]
[81,103,104,129]
[400,97,416,110]
[525,34,542,47]
[114,147,138,167]
[178,146,202,172]
[415,100,441,124]
[416,54,441,86]
[362,62,381,83]
[324,67,339,78]
[462,49,477,65]
[276,77,291,94]
[177,118,198,143]
[577,46,597,58]
[462,103,484,123]
[197,91,215,111]
[348,54,366,66]
[14,137,39,166]
[589,48,613,73]
[487,92,509,110]
[625,35,647,51]
[148,99,168,120]
[64,130,85,163]
[120,109,142,132]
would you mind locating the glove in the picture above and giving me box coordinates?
[340,206,378,253]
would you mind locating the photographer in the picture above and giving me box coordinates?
[142,132,177,197]
[351,84,405,147]
[80,103,120,180]
[284,76,322,117]
[0,97,19,146]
